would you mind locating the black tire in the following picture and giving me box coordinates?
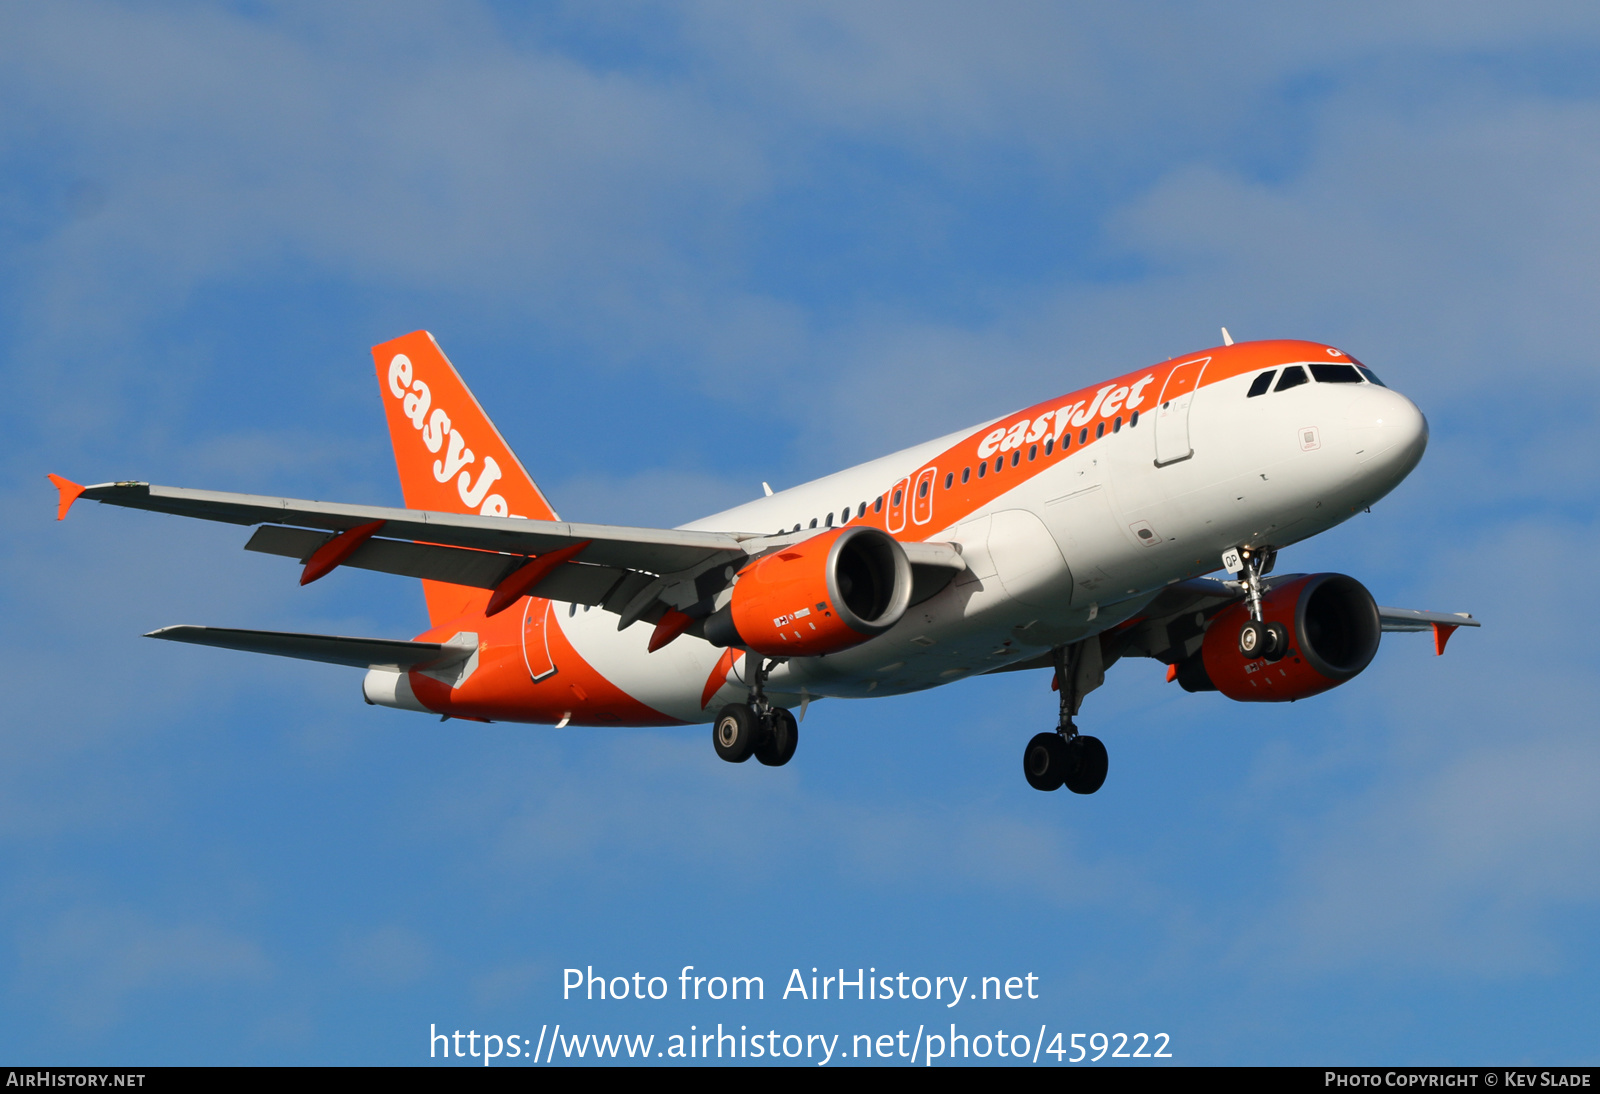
[755,708,799,767]
[1238,620,1267,658]
[1263,622,1290,662]
[712,704,758,763]
[1062,735,1108,795]
[1023,732,1067,791]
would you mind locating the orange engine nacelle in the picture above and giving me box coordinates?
[704,526,913,657]
[1186,573,1381,702]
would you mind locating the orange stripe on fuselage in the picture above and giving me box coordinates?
[405,599,683,727]
[701,648,744,710]
[816,340,1345,544]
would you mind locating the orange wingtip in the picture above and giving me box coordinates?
[47,474,86,521]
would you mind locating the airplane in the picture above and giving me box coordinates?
[48,329,1477,795]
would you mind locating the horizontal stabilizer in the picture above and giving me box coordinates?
[145,625,470,670]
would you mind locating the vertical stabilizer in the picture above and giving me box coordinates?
[372,331,558,626]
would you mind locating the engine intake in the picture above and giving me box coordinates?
[705,526,913,657]
[1184,572,1381,702]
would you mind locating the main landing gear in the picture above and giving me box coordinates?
[1023,641,1109,795]
[1230,546,1287,662]
[712,656,799,767]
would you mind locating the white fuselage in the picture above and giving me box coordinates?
[548,359,1427,722]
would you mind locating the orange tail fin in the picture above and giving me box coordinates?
[372,331,557,626]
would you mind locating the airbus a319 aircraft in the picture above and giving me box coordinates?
[50,330,1476,795]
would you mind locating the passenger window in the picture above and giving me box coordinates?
[1113,416,1122,432]
[893,488,903,506]
[994,457,1003,473]
[874,496,883,513]
[857,502,866,517]
[1010,451,1020,467]
[810,518,818,528]
[1129,410,1139,427]
[1275,366,1308,392]
[944,472,952,489]
[825,512,833,527]
[1079,429,1088,445]
[1310,363,1361,384]
[978,462,987,478]
[1028,444,1038,461]
[1044,438,1054,455]
[841,508,850,524]
[1095,422,1105,439]
[1247,370,1276,397]
[1357,366,1386,387]
[918,480,928,499]
[1062,435,1071,451]
[961,467,970,484]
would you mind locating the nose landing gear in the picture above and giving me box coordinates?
[1023,641,1109,795]
[1228,546,1287,662]
[712,655,799,767]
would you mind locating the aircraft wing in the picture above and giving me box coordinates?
[59,479,966,626]
[74,480,751,570]
[59,479,756,623]
[1374,605,1481,632]
[1099,576,1480,667]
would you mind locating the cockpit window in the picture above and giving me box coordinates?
[1357,366,1386,387]
[1310,363,1362,384]
[1274,365,1308,392]
[1247,371,1276,397]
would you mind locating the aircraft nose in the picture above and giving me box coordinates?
[1348,386,1428,486]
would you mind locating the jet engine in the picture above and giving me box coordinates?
[704,526,913,657]
[1179,573,1381,702]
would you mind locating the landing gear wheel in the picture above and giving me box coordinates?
[1062,735,1108,795]
[755,708,799,767]
[712,704,759,763]
[1238,620,1267,658]
[1263,622,1289,662]
[1023,732,1068,791]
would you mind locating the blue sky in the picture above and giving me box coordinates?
[3,1,1598,1065]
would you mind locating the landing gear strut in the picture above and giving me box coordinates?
[1230,546,1287,662]
[712,655,799,767]
[1022,641,1109,795]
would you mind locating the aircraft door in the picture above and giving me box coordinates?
[1153,356,1210,467]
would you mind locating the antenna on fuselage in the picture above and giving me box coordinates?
[762,482,773,497]
[1221,327,1234,346]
